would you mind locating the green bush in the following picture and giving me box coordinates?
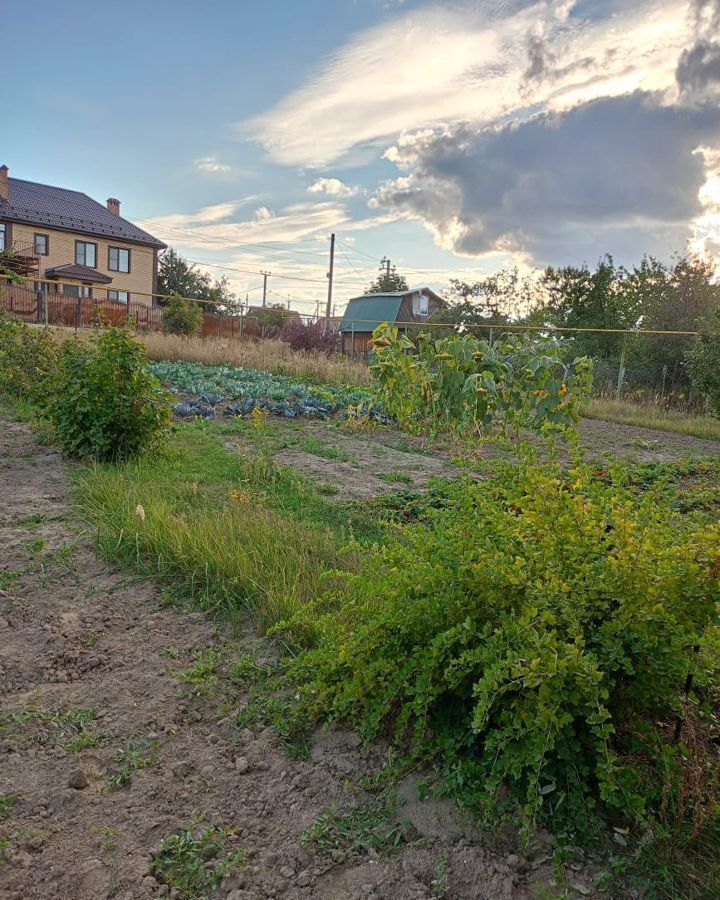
[687,312,720,416]
[43,327,171,461]
[162,296,203,335]
[0,311,59,400]
[284,461,720,838]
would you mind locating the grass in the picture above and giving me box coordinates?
[138,332,369,387]
[75,422,380,631]
[581,397,720,441]
[377,471,414,485]
[153,825,244,899]
[299,435,353,463]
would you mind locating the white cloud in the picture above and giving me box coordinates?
[308,177,362,197]
[243,1,691,167]
[193,155,233,174]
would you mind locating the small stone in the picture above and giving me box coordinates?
[170,761,194,778]
[279,866,295,879]
[296,871,311,887]
[234,756,250,774]
[67,769,89,789]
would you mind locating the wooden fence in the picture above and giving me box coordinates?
[0,284,303,341]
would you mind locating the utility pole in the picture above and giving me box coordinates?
[380,256,393,282]
[261,270,271,307]
[324,232,335,332]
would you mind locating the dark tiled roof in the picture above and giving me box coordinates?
[0,177,166,249]
[45,264,113,284]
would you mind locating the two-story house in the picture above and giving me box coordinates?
[0,164,166,306]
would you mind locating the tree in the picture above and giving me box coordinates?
[687,308,720,415]
[366,269,408,293]
[429,269,540,334]
[157,248,233,315]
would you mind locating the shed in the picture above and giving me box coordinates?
[339,288,445,355]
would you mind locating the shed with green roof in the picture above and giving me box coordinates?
[339,288,445,355]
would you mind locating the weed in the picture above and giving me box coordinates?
[26,538,45,555]
[317,482,340,496]
[431,854,448,898]
[0,571,20,592]
[302,799,409,855]
[106,738,159,790]
[0,794,18,821]
[153,825,244,898]
[15,513,47,529]
[161,645,182,659]
[300,435,352,463]
[377,471,414,485]
[91,824,121,853]
[174,650,219,689]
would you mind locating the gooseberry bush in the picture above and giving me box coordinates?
[42,326,171,461]
[370,324,592,436]
[285,460,720,839]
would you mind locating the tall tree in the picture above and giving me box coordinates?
[366,270,408,293]
[157,248,233,315]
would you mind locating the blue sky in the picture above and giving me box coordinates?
[3,1,720,312]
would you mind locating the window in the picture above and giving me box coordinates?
[62,284,92,298]
[108,246,130,273]
[108,290,129,304]
[0,223,6,251]
[412,293,429,317]
[75,241,97,268]
[34,233,49,255]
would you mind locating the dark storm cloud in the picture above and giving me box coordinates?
[677,0,720,100]
[677,40,720,97]
[373,93,720,264]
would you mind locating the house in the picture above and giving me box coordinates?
[0,164,166,307]
[338,287,446,354]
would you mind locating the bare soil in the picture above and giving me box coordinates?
[0,419,613,899]
[223,415,720,503]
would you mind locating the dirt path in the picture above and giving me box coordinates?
[0,419,606,900]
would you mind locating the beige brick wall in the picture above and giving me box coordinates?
[10,222,156,305]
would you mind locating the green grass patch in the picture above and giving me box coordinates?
[75,423,382,629]
[581,398,720,441]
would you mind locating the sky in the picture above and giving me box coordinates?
[3,0,720,314]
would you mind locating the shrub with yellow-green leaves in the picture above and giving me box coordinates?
[284,459,720,839]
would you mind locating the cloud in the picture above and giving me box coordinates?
[193,156,233,174]
[370,92,720,264]
[676,1,720,101]
[243,1,691,167]
[307,178,362,197]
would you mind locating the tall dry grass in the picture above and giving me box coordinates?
[137,332,369,386]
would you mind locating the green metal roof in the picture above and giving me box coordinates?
[339,295,403,333]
